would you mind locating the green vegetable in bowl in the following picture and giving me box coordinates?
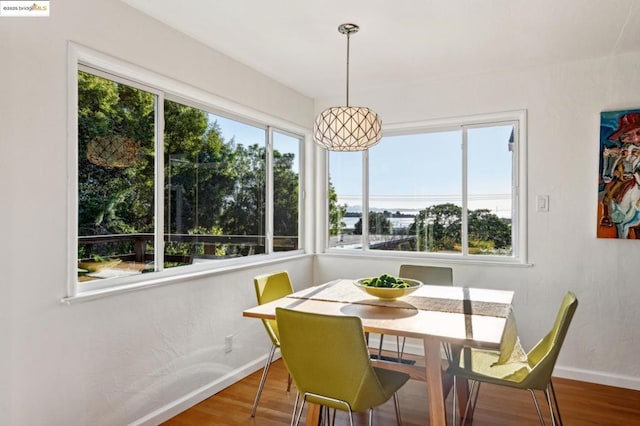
[361,273,410,289]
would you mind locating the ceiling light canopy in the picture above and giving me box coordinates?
[313,23,382,151]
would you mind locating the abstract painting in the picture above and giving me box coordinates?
[598,108,640,239]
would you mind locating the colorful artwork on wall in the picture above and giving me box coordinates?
[598,109,640,239]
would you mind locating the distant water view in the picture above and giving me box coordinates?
[342,216,415,230]
[338,193,513,231]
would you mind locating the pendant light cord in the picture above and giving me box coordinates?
[346,31,350,107]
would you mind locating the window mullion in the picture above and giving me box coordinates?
[155,92,165,272]
[461,127,469,256]
[266,127,274,254]
[362,150,370,251]
[511,120,520,258]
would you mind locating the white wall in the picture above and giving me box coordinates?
[3,0,640,424]
[0,1,315,425]
[315,52,640,390]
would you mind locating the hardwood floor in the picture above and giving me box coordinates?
[163,358,640,425]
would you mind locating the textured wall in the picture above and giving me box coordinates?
[0,0,313,424]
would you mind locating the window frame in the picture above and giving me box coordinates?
[66,43,308,299]
[324,110,528,265]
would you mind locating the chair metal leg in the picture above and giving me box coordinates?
[291,392,302,426]
[377,334,407,362]
[471,381,482,422]
[393,391,403,426]
[443,342,453,364]
[320,406,328,426]
[287,373,292,392]
[292,392,305,426]
[549,380,563,426]
[251,344,276,417]
[528,389,545,425]
[367,408,373,426]
[323,406,336,426]
[460,380,481,426]
[452,376,457,426]
[346,407,354,426]
[544,386,559,426]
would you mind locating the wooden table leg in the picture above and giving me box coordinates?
[456,376,470,424]
[450,343,470,423]
[305,402,321,425]
[424,339,447,426]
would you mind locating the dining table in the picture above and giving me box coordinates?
[242,278,515,426]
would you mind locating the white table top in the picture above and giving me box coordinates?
[244,278,514,349]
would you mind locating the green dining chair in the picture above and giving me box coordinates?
[448,292,578,425]
[376,265,453,361]
[276,307,411,426]
[251,271,294,417]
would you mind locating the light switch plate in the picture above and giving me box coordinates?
[536,195,549,212]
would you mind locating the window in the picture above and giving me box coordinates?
[164,103,271,263]
[72,53,303,293]
[273,130,301,252]
[328,151,362,249]
[328,112,526,263]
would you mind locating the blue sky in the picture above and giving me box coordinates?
[330,125,514,216]
[210,114,300,173]
[211,113,513,217]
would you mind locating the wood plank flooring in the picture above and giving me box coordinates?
[163,358,640,425]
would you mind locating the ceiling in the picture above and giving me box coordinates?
[121,0,640,100]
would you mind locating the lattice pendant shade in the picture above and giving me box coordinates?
[313,23,382,151]
[314,106,382,151]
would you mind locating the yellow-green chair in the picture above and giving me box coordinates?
[276,307,410,426]
[448,292,578,425]
[251,271,294,417]
[399,264,453,286]
[377,265,453,361]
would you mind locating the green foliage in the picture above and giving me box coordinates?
[164,100,238,236]
[77,72,300,261]
[219,143,266,241]
[409,203,511,254]
[468,238,495,254]
[468,209,511,249]
[328,179,347,236]
[412,204,462,248]
[353,212,392,235]
[77,71,155,237]
[273,150,299,237]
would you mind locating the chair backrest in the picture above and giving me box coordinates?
[276,307,394,412]
[399,264,453,285]
[524,292,578,389]
[253,271,294,346]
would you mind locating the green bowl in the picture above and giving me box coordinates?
[353,278,422,300]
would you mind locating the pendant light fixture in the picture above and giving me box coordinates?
[313,23,382,151]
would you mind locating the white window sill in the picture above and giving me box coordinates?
[319,249,532,267]
[62,252,310,304]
